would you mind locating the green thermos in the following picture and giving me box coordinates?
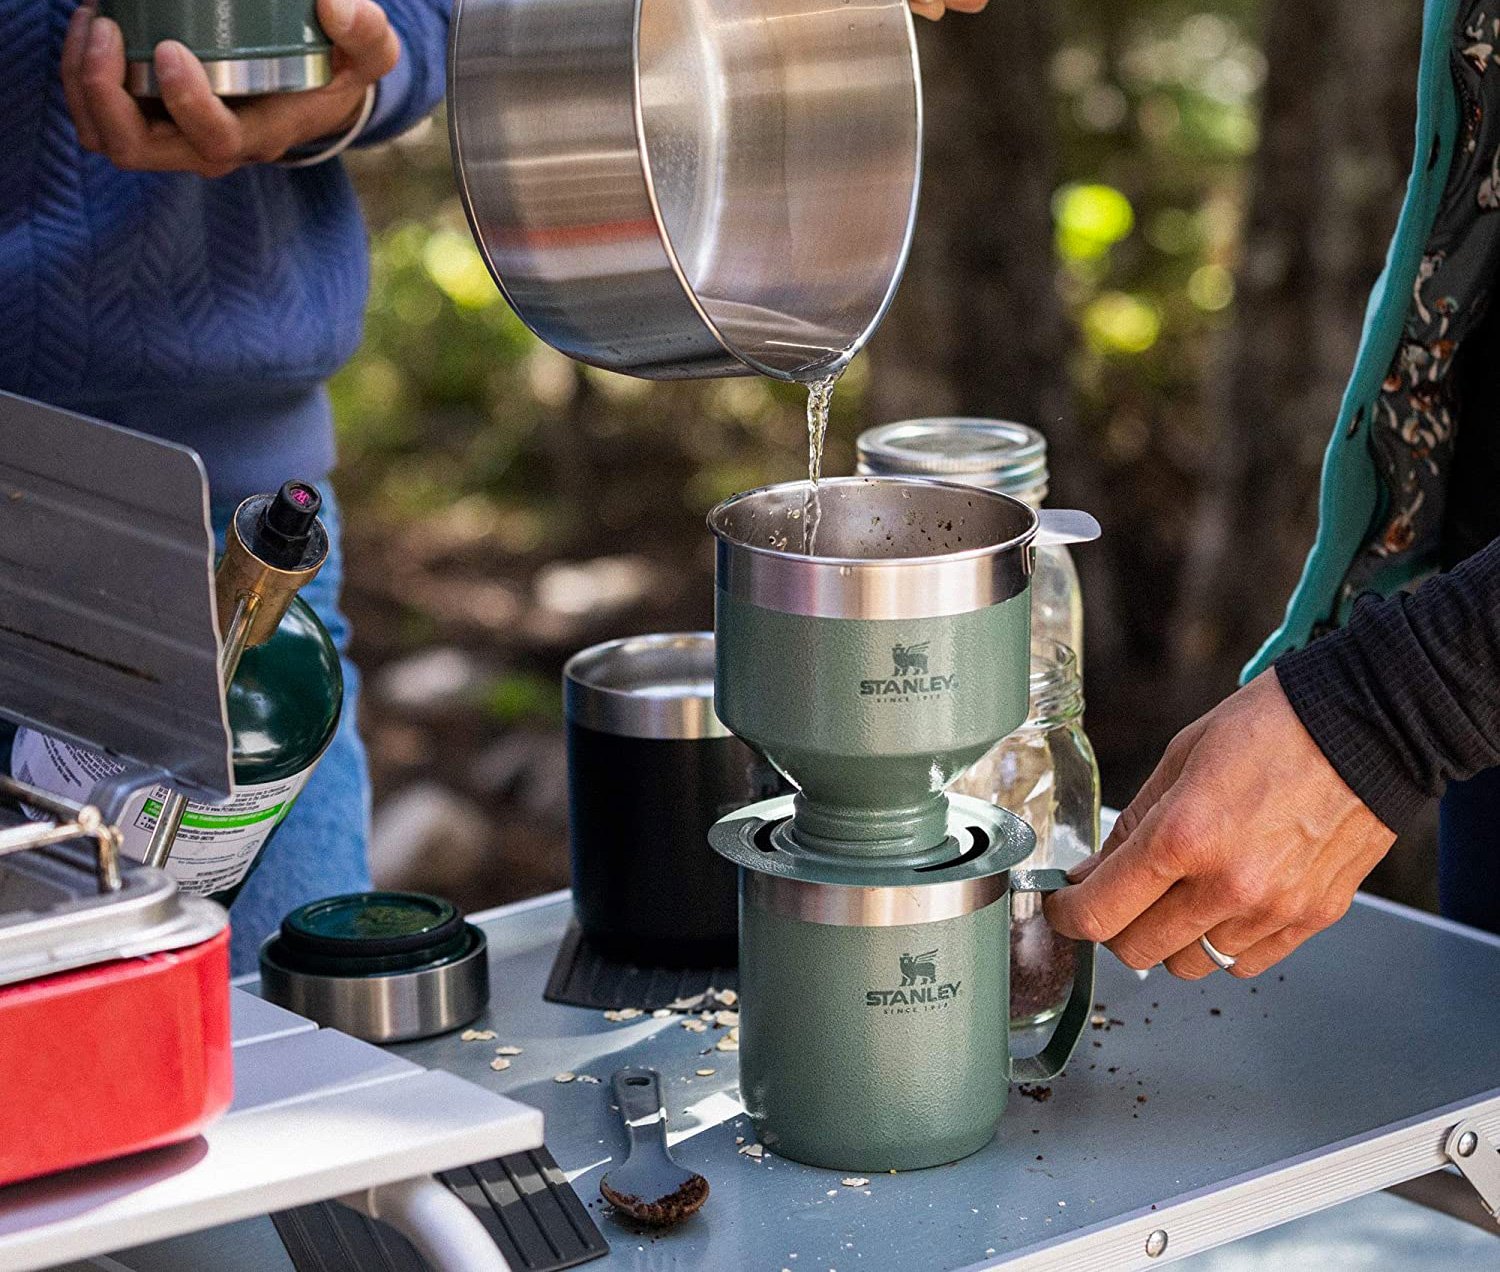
[11,482,341,907]
[707,477,1102,1172]
[99,0,333,97]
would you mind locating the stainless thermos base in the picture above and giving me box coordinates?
[259,926,490,1044]
[126,52,333,97]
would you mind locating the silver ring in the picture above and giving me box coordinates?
[1199,935,1237,971]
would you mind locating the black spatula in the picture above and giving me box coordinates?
[599,1068,709,1227]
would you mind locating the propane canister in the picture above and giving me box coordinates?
[11,482,342,907]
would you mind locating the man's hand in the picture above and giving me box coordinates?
[1045,671,1395,979]
[62,0,400,178]
[909,0,989,22]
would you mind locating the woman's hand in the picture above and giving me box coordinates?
[909,0,989,22]
[62,0,400,178]
[1045,671,1396,979]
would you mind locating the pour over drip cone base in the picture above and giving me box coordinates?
[710,793,1036,890]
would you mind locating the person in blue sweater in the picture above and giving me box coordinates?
[4,0,450,972]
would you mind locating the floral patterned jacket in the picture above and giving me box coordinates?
[1246,0,1500,678]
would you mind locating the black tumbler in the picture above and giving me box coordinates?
[564,633,785,967]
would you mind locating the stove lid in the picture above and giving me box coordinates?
[0,393,232,802]
[0,843,226,988]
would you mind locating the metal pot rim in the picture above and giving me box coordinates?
[709,477,1039,619]
[626,0,920,382]
[564,632,733,740]
[707,476,1040,567]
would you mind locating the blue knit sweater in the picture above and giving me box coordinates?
[1,0,450,498]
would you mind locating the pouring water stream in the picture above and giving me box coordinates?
[799,371,842,555]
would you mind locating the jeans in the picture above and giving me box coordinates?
[213,492,372,973]
[1434,765,1494,936]
[1439,768,1500,936]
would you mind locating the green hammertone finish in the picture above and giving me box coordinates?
[714,798,1093,1171]
[741,897,1010,1172]
[210,596,342,907]
[714,591,1030,855]
[100,0,329,64]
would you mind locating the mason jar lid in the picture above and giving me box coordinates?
[856,419,1049,501]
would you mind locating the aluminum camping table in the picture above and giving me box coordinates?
[0,992,543,1272]
[45,885,1500,1271]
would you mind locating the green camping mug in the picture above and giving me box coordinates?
[721,818,1098,1172]
[100,0,333,97]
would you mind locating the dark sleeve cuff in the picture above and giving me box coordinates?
[1274,537,1500,835]
[1274,638,1428,835]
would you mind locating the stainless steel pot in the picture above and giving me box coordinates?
[448,0,922,381]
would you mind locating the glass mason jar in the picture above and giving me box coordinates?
[855,418,1084,667]
[951,643,1100,1027]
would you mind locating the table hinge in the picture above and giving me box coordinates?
[1445,1120,1500,1222]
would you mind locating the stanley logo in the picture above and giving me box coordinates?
[860,642,957,700]
[892,643,930,677]
[866,949,962,1012]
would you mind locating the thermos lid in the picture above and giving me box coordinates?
[276,892,469,976]
[564,633,731,741]
[856,419,1049,501]
[259,891,489,1043]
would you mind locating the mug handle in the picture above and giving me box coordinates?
[1007,867,1097,1084]
[1033,509,1102,547]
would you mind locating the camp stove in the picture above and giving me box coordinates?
[707,477,1102,1173]
[0,392,238,1187]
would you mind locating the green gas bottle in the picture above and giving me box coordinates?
[9,482,342,907]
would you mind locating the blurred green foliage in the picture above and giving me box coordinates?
[481,671,566,726]
[1055,1,1261,416]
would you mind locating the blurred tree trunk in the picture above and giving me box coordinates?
[867,6,1069,428]
[866,2,1123,668]
[1172,0,1423,698]
[1175,0,1428,904]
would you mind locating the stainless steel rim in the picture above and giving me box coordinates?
[746,870,1006,927]
[126,53,333,98]
[628,0,923,382]
[258,926,490,1044]
[564,632,731,740]
[709,477,1037,619]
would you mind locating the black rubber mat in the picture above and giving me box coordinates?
[542,921,738,1011]
[272,1147,608,1272]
